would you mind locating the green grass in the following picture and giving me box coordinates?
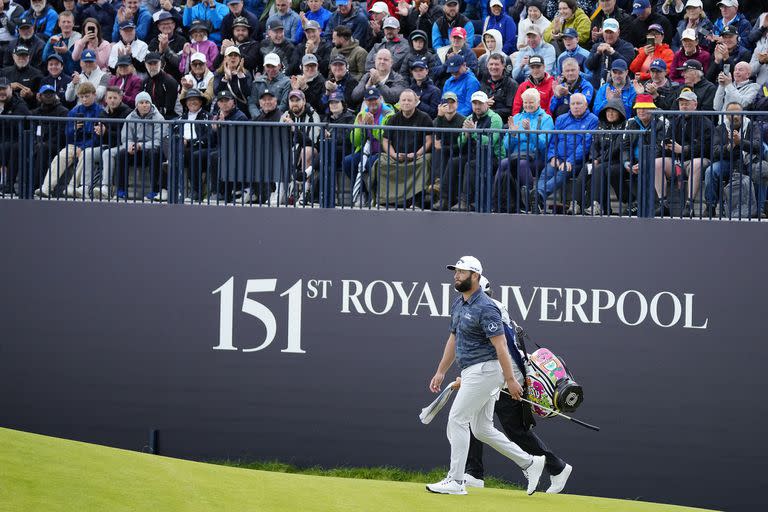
[216,459,522,490]
[0,427,718,512]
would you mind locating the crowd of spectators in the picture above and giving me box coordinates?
[0,0,767,216]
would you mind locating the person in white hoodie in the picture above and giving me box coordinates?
[113,91,167,201]
[476,29,513,83]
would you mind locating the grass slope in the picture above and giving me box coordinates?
[0,428,715,512]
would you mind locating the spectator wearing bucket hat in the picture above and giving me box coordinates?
[180,19,220,73]
[109,0,152,43]
[365,16,409,73]
[432,0,475,51]
[629,23,674,81]
[511,24,556,83]
[433,26,478,84]
[670,28,711,83]
[623,0,673,48]
[399,30,439,78]
[441,53,480,116]
[632,58,680,111]
[511,54,555,115]
[249,52,291,118]
[147,11,188,83]
[176,88,213,202]
[107,19,149,72]
[593,58,636,119]
[585,17,636,89]
[675,57,716,110]
[621,93,664,213]
[182,0,229,45]
[297,19,333,77]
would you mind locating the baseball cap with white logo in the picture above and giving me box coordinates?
[447,256,483,275]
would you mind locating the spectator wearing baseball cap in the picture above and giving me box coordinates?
[5,44,43,109]
[182,0,229,45]
[220,0,261,43]
[432,0,475,51]
[589,0,633,43]
[675,58,717,110]
[712,0,752,44]
[256,14,301,77]
[40,53,72,107]
[407,59,441,119]
[670,28,711,84]
[584,17,636,89]
[629,24,674,81]
[511,23,556,83]
[141,51,181,120]
[634,57,681,111]
[65,49,109,104]
[442,53,480,116]
[211,46,253,118]
[70,19,111,72]
[107,54,142,108]
[669,1,714,51]
[511,54,555,116]
[321,53,359,114]
[249,52,291,119]
[430,90,466,210]
[705,23,752,85]
[108,17,149,71]
[266,0,304,45]
[623,0,673,49]
[328,25,368,82]
[7,17,45,70]
[30,82,70,193]
[433,26,479,82]
[593,58,636,119]
[324,0,371,50]
[109,0,152,43]
[0,76,31,195]
[297,18,333,78]
[483,0,517,56]
[365,17,409,74]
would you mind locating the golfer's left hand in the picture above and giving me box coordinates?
[506,377,523,400]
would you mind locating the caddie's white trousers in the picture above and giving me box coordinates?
[446,360,533,482]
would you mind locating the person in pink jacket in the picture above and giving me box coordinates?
[71,18,112,71]
[178,19,219,73]
[107,55,142,107]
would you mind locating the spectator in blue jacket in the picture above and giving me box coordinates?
[533,92,598,213]
[713,0,753,50]
[442,54,480,116]
[267,0,304,44]
[432,0,475,50]
[549,57,594,119]
[324,0,371,49]
[41,11,81,76]
[303,0,333,34]
[432,26,478,85]
[111,0,153,44]
[182,0,229,45]
[482,0,516,55]
[592,59,636,121]
[36,81,103,198]
[408,59,441,119]
[556,27,591,80]
[494,87,554,212]
[23,0,58,39]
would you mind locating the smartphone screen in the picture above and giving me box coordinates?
[646,36,655,47]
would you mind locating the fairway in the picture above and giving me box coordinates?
[0,428,717,512]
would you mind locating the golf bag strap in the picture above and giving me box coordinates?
[503,323,527,377]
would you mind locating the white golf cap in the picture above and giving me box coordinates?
[369,1,389,14]
[489,0,504,7]
[471,90,489,103]
[224,45,240,56]
[681,28,697,40]
[447,256,483,274]
[717,0,737,7]
[264,52,281,67]
[191,52,207,63]
[684,0,703,7]
[479,275,490,292]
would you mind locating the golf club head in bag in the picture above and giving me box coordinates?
[525,348,583,418]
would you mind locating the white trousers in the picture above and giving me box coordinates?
[446,360,533,481]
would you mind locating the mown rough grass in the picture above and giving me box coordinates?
[214,459,522,490]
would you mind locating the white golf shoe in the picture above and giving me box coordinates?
[463,473,484,488]
[523,455,546,495]
[546,463,572,494]
[426,477,467,495]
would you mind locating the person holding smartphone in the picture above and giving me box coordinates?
[629,24,674,81]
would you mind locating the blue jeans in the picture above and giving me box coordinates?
[342,152,379,180]
[536,163,571,201]
[704,161,731,205]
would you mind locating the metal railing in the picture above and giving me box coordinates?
[1,112,766,221]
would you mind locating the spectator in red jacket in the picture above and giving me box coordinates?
[512,55,555,115]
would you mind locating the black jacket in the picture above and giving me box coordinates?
[31,100,69,147]
[481,75,518,124]
[1,63,42,109]
[98,102,132,146]
[0,94,32,140]
[142,72,179,120]
[590,98,628,163]
[662,113,714,161]
[212,40,260,73]
[147,31,188,83]
[710,118,764,169]
[40,72,72,108]
[3,35,45,69]
[676,78,717,112]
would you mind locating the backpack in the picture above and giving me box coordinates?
[723,172,757,218]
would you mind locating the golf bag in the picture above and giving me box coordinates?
[525,348,584,418]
